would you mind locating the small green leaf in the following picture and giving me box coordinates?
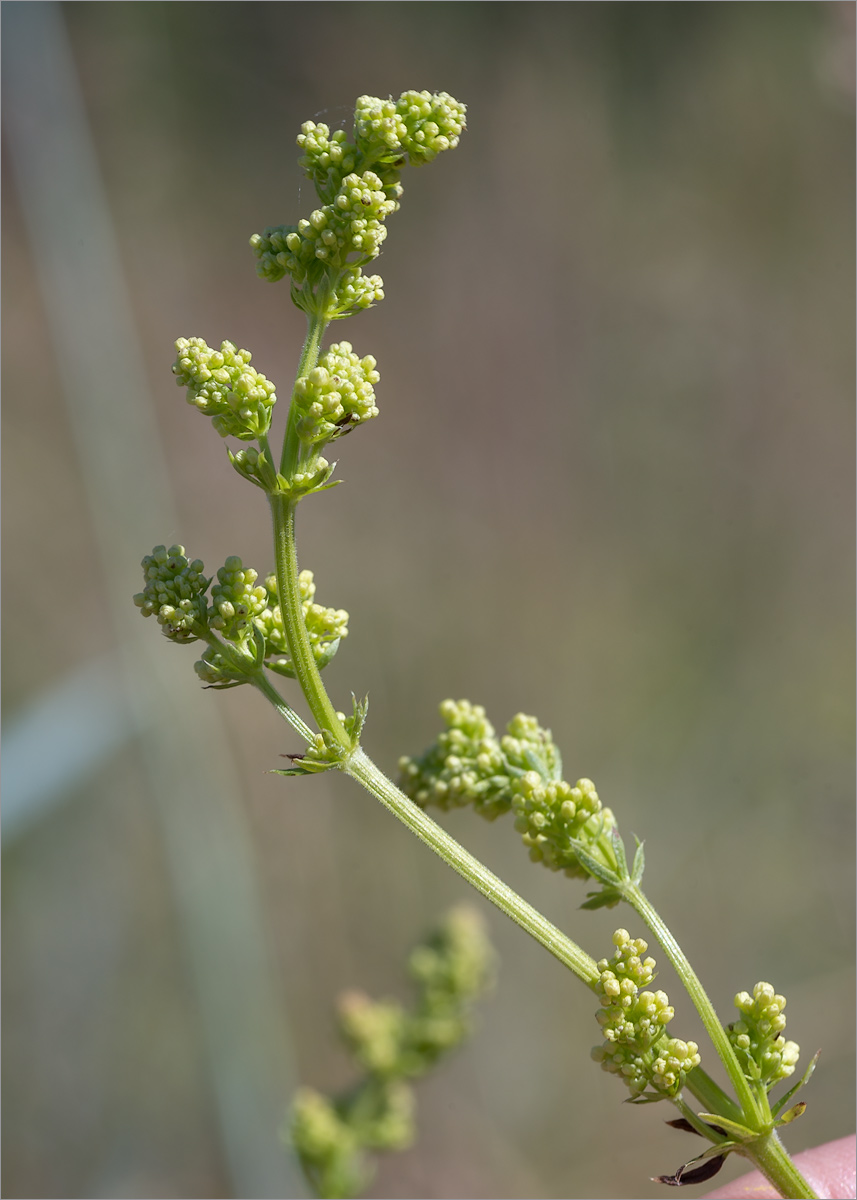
[611,829,629,880]
[771,1051,820,1117]
[631,836,645,884]
[568,837,621,886]
[696,1113,757,1144]
[273,753,339,777]
[624,1090,668,1105]
[580,887,624,910]
[347,693,369,743]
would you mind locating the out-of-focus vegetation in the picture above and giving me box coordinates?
[3,4,853,1198]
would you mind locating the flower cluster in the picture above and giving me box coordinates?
[292,342,380,446]
[251,91,465,318]
[290,907,494,1199]
[512,773,615,880]
[209,557,268,642]
[728,983,800,1089]
[134,545,348,691]
[591,929,700,1098]
[133,545,209,643]
[400,700,616,878]
[251,171,398,293]
[255,569,348,678]
[354,91,466,167]
[171,338,277,440]
[398,700,514,820]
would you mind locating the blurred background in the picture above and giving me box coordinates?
[3,3,854,1198]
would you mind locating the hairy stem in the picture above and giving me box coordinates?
[741,1130,818,1200]
[280,311,328,478]
[346,747,600,987]
[269,493,348,743]
[251,671,314,743]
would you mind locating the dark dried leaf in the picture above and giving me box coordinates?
[665,1118,702,1136]
[654,1154,727,1187]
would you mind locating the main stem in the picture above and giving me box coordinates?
[269,493,348,744]
[744,1130,818,1200]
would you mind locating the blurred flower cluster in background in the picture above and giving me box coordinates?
[3,4,853,1198]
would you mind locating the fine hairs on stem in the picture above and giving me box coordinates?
[134,92,819,1200]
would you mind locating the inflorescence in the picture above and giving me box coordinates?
[591,929,700,1099]
[251,91,465,320]
[290,907,494,1199]
[728,983,800,1090]
[134,546,347,688]
[399,699,617,882]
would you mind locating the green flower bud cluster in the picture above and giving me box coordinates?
[290,907,494,1199]
[354,91,466,167]
[292,342,380,446]
[134,545,348,689]
[133,545,209,643]
[252,171,398,288]
[209,556,267,641]
[255,569,348,678]
[728,983,800,1089]
[398,700,514,820]
[172,338,277,440]
[591,929,700,1099]
[512,773,616,880]
[251,91,465,319]
[399,700,616,878]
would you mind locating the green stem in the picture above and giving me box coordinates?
[742,1130,818,1200]
[269,493,349,743]
[251,671,314,743]
[345,747,600,987]
[280,310,328,478]
[625,882,764,1127]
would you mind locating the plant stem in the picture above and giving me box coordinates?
[280,311,328,478]
[251,671,314,743]
[625,882,764,1127]
[742,1130,818,1200]
[345,747,600,987]
[269,493,348,744]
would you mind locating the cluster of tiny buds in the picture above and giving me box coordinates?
[511,773,614,880]
[354,91,466,165]
[133,544,208,643]
[256,568,348,678]
[172,338,276,441]
[290,906,491,1199]
[251,91,465,318]
[400,700,617,880]
[591,930,700,1098]
[293,342,380,446]
[209,557,267,641]
[729,982,800,1087]
[398,700,516,821]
